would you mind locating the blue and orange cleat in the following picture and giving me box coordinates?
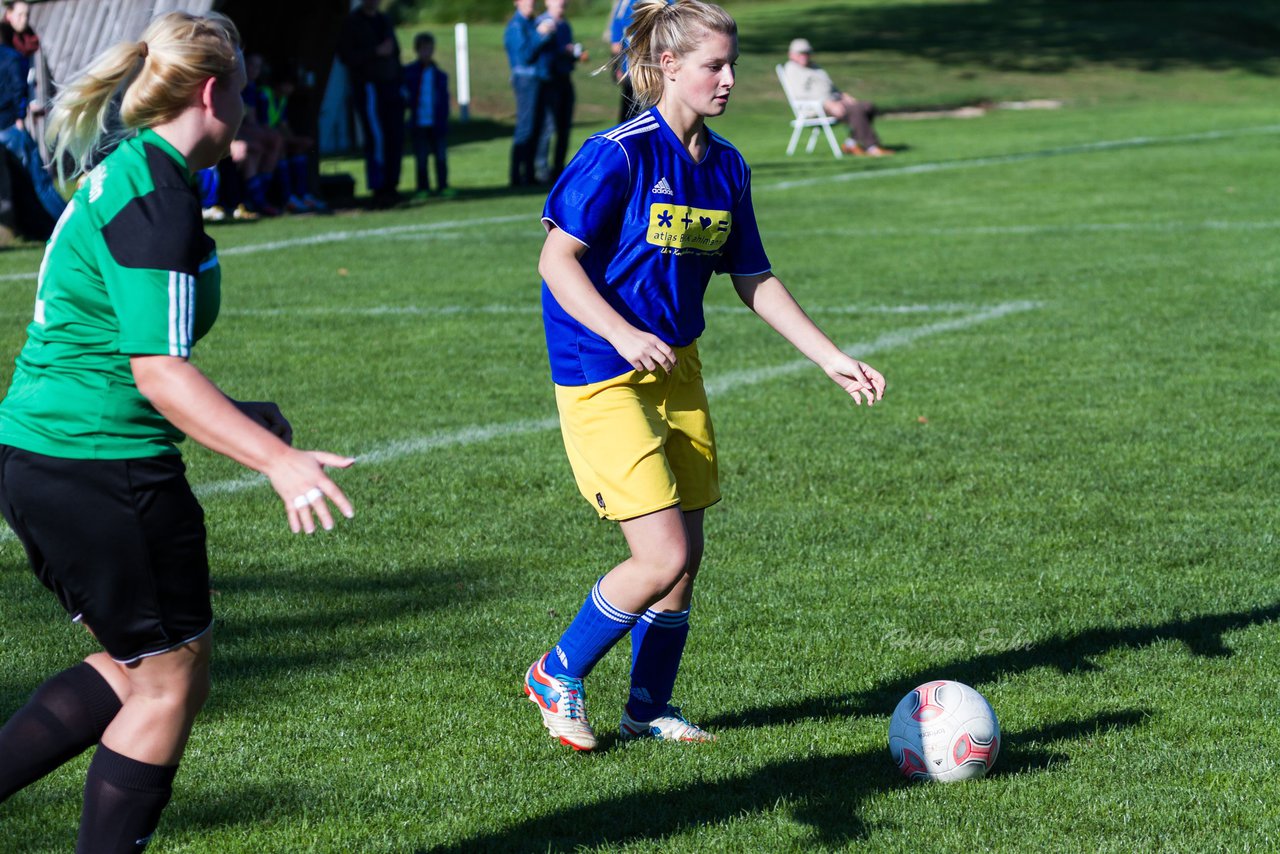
[524,654,597,751]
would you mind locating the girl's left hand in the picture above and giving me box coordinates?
[825,356,885,406]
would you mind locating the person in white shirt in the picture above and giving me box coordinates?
[781,37,891,157]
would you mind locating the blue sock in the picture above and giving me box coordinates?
[551,579,639,679]
[290,155,310,196]
[626,608,690,721]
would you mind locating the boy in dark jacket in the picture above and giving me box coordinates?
[403,32,452,199]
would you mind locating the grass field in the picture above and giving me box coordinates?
[1,0,1278,850]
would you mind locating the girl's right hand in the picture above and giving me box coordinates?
[608,326,677,373]
[264,449,356,534]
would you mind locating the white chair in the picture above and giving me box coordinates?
[775,64,843,158]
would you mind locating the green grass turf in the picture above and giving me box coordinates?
[1,0,1278,850]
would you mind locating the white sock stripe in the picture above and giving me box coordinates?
[641,609,690,627]
[591,581,640,624]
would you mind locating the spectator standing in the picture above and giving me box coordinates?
[403,32,452,200]
[534,0,584,184]
[782,38,891,157]
[504,0,555,187]
[337,0,404,207]
[1,2,38,113]
[0,28,62,226]
[605,0,639,121]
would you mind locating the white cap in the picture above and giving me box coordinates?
[788,38,813,54]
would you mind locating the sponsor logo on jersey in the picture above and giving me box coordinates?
[651,177,674,195]
[646,204,732,254]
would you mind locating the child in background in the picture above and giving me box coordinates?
[403,32,453,200]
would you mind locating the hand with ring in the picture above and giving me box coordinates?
[265,449,356,534]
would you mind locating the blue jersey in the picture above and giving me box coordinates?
[541,108,771,386]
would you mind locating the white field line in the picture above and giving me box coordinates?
[3,216,1278,289]
[192,299,1042,498]
[220,301,992,319]
[765,123,1280,191]
[772,220,1280,239]
[216,213,530,257]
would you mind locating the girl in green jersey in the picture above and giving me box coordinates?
[0,14,354,852]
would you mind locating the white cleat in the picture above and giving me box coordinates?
[620,705,715,743]
[523,654,597,751]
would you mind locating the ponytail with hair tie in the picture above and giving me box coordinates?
[623,0,736,110]
[46,12,240,182]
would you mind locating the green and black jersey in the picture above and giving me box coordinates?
[0,128,221,459]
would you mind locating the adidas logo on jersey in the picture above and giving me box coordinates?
[651,177,674,195]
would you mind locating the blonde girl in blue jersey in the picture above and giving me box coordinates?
[525,0,885,751]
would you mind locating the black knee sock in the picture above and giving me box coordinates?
[77,744,179,854]
[0,662,123,802]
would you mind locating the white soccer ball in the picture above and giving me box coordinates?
[888,680,1000,782]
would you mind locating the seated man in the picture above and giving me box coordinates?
[782,38,891,157]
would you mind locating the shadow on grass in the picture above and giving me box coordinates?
[740,1,1280,75]
[421,710,1145,852]
[207,559,502,693]
[703,603,1280,731]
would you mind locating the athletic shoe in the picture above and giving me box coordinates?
[285,195,311,214]
[619,704,715,743]
[437,187,458,200]
[302,194,331,214]
[523,654,597,751]
[201,205,226,222]
[865,145,894,157]
[841,140,865,156]
[231,204,259,222]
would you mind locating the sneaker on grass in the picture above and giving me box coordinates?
[620,704,715,743]
[524,654,597,751]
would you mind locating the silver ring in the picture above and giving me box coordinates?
[305,487,323,503]
[292,494,309,509]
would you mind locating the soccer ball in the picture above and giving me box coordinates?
[888,680,1000,782]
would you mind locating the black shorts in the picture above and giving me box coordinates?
[0,445,212,664]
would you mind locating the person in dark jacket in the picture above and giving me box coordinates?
[0,40,62,224]
[504,0,555,187]
[534,0,585,183]
[403,32,452,199]
[336,0,403,207]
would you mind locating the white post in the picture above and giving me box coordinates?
[455,22,471,123]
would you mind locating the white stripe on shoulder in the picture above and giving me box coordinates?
[610,122,660,143]
[603,113,657,140]
[588,135,634,186]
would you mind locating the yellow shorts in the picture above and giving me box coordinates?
[554,342,719,521]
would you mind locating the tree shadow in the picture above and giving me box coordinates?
[741,0,1280,75]
[422,710,1145,852]
[703,603,1280,731]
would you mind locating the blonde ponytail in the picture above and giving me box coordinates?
[46,12,240,181]
[624,0,736,110]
